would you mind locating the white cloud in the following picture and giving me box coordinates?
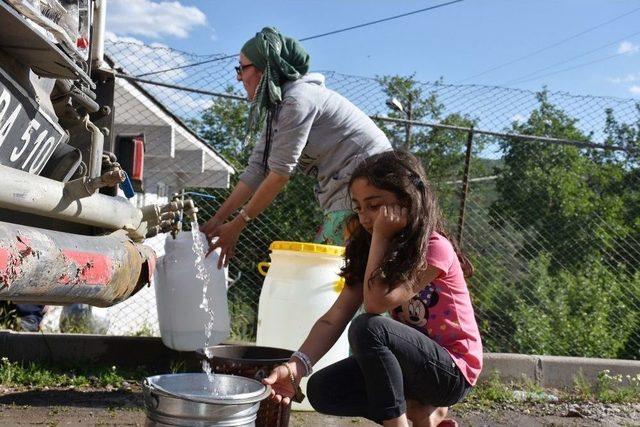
[105,34,190,81]
[107,0,207,39]
[105,31,144,45]
[629,85,640,95]
[617,41,639,55]
[209,28,219,42]
[511,113,526,123]
[166,94,214,119]
[608,73,640,84]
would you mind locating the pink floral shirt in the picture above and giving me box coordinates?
[390,232,483,385]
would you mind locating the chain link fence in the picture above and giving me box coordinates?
[48,40,638,360]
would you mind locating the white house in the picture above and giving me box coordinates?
[112,74,234,207]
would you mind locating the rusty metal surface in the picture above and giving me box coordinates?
[0,221,156,306]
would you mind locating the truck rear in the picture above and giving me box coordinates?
[0,0,196,307]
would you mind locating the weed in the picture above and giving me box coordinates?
[571,370,592,401]
[464,370,515,406]
[169,359,186,374]
[458,369,640,412]
[594,370,640,404]
[132,322,156,337]
[96,366,123,388]
[0,358,148,389]
[0,302,18,330]
[228,299,257,342]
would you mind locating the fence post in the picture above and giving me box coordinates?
[457,127,474,248]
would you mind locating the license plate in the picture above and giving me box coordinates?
[0,67,68,174]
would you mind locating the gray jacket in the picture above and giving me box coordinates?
[239,73,391,212]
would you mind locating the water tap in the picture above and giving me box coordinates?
[164,195,199,238]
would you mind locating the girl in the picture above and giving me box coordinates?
[263,150,482,427]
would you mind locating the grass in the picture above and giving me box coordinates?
[0,302,18,330]
[1,358,638,408]
[571,369,640,404]
[460,370,640,409]
[462,371,518,407]
[131,322,156,337]
[0,357,150,389]
[169,359,187,374]
[228,299,257,342]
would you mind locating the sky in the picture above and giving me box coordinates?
[105,0,640,100]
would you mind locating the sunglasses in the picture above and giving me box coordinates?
[235,63,255,75]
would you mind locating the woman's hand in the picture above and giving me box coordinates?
[207,217,245,268]
[200,217,222,240]
[373,205,408,240]
[262,362,301,406]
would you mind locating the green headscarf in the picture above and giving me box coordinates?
[241,27,310,137]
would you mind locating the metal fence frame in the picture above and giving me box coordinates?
[47,41,639,361]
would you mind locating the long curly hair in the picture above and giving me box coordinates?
[341,150,473,291]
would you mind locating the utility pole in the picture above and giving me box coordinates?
[404,94,413,150]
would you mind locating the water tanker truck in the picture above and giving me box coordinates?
[0,0,196,308]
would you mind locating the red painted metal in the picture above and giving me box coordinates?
[0,221,156,306]
[131,135,145,181]
[58,250,113,286]
[0,235,32,288]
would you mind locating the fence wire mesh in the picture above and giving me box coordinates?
[52,40,639,360]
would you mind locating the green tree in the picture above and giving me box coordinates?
[187,85,251,167]
[599,106,640,274]
[484,89,640,358]
[599,105,640,359]
[376,74,443,151]
[508,254,639,358]
[491,89,627,271]
[376,75,493,223]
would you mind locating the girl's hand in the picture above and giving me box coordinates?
[207,218,244,268]
[262,362,300,406]
[373,205,408,240]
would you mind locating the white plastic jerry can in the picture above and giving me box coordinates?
[155,231,231,351]
[256,241,348,411]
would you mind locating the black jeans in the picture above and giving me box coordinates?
[307,313,471,424]
[15,304,44,332]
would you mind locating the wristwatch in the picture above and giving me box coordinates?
[238,208,253,223]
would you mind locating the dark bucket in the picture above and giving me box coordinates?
[196,345,294,427]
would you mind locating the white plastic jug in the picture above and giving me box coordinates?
[256,241,348,411]
[155,231,230,351]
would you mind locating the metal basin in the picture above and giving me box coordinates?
[143,373,271,427]
[195,345,294,427]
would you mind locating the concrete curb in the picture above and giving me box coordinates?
[482,353,640,387]
[1,331,639,388]
[0,330,201,371]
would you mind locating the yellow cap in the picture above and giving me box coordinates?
[269,241,345,256]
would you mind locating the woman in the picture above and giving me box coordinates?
[201,27,391,267]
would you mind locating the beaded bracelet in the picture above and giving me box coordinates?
[279,363,305,403]
[291,351,313,376]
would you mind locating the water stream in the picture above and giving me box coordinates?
[190,222,216,388]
